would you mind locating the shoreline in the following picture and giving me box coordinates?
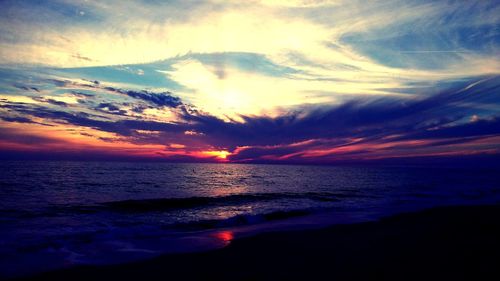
[15,204,500,281]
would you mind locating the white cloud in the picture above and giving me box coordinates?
[1,0,498,118]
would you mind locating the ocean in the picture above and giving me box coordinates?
[1,161,499,279]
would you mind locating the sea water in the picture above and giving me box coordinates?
[1,161,499,278]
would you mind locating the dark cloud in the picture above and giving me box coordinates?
[131,105,149,113]
[14,85,39,92]
[0,116,34,123]
[70,91,94,98]
[47,79,72,87]
[97,103,121,111]
[46,78,183,108]
[96,103,127,115]
[125,90,182,107]
[2,75,499,163]
[110,88,183,108]
[45,99,69,107]
[401,117,500,140]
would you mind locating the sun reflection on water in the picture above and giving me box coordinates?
[214,230,234,245]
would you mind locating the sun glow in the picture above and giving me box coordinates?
[214,230,234,243]
[202,150,231,160]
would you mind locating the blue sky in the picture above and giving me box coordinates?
[0,0,499,163]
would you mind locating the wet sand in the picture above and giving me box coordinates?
[18,204,500,281]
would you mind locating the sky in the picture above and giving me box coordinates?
[0,0,499,164]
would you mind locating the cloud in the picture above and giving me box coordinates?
[96,103,128,115]
[32,97,69,107]
[0,1,499,163]
[123,90,182,108]
[44,78,183,108]
[0,116,34,124]
[2,0,497,122]
[1,75,498,162]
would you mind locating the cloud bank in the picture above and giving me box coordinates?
[0,0,499,163]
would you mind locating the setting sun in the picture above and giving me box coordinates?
[202,150,231,160]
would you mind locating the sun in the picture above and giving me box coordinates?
[202,150,231,160]
[216,151,230,159]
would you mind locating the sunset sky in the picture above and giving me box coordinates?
[0,0,499,163]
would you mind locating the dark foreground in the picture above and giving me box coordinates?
[18,205,500,281]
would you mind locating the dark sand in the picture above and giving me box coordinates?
[18,205,500,281]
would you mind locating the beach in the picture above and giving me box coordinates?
[17,204,500,281]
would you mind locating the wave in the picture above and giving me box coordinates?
[1,192,374,218]
[100,192,345,213]
[167,209,313,230]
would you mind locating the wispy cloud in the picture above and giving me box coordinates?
[1,74,499,162]
[0,0,498,162]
